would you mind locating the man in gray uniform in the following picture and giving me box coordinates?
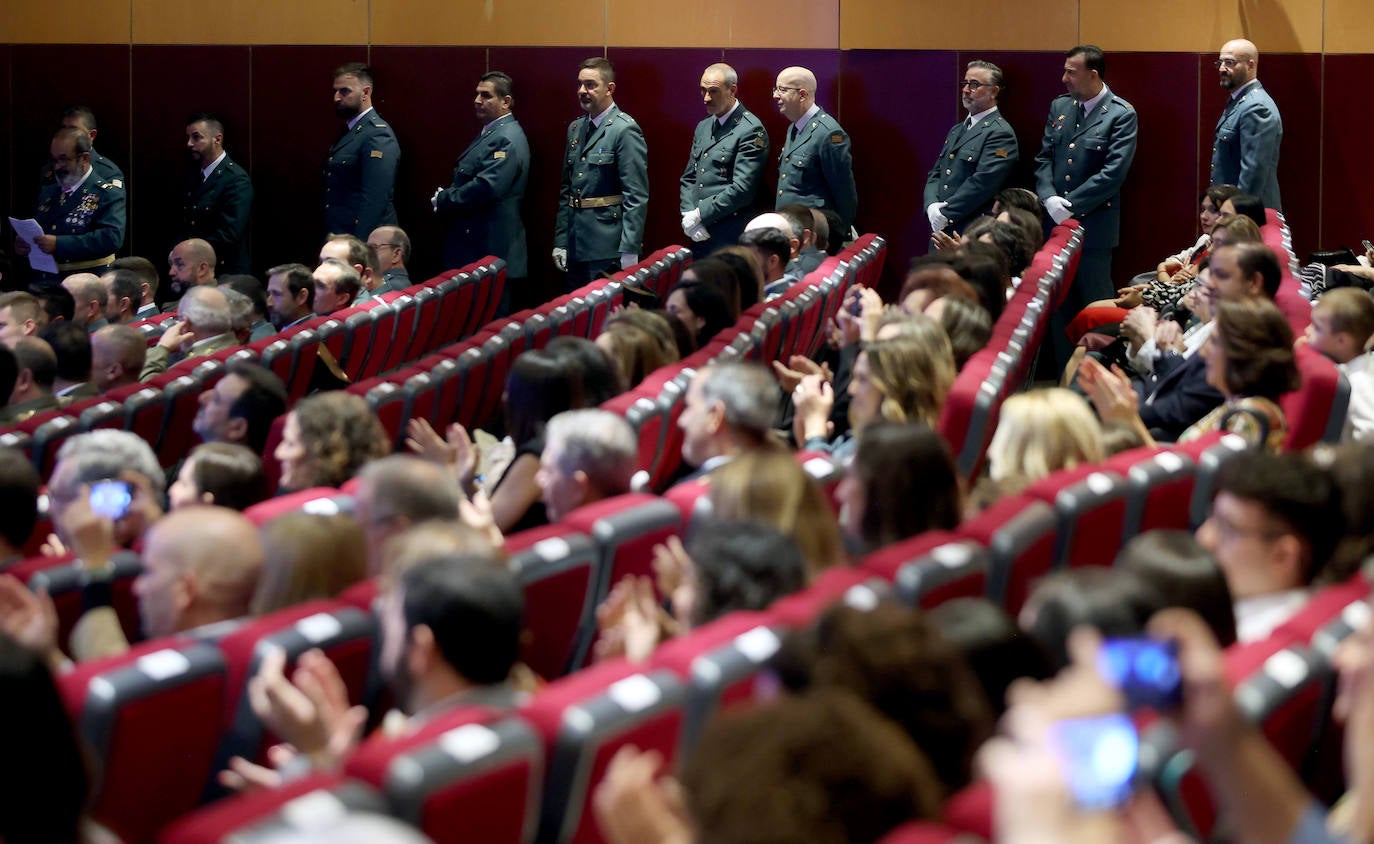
[924,60,1019,235]
[680,63,769,257]
[1210,38,1283,213]
[324,63,400,239]
[772,66,858,237]
[553,57,649,289]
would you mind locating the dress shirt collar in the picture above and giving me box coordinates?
[966,105,999,127]
[717,101,740,126]
[590,104,614,129]
[346,106,375,131]
[1230,78,1261,100]
[1079,85,1110,116]
[200,151,227,181]
[792,103,821,135]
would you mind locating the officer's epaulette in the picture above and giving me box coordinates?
[100,179,121,190]
[370,116,390,128]
[1113,97,1134,110]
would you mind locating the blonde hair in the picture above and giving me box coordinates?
[986,388,1104,485]
[860,319,956,430]
[251,512,367,614]
[708,451,843,577]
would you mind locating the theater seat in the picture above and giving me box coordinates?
[58,639,227,842]
[159,774,387,844]
[504,527,603,679]
[1102,446,1197,540]
[957,495,1058,614]
[860,533,988,609]
[1023,466,1129,570]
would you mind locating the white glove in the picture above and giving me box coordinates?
[926,202,949,232]
[620,253,638,270]
[1045,196,1074,225]
[430,187,443,212]
[687,224,710,243]
[681,208,703,235]
[552,247,568,271]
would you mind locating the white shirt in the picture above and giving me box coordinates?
[1079,85,1110,118]
[346,106,374,131]
[590,104,614,129]
[1131,319,1213,376]
[717,101,740,126]
[200,151,227,182]
[792,104,821,136]
[1230,78,1261,101]
[966,106,999,128]
[1342,351,1374,443]
[1235,588,1309,644]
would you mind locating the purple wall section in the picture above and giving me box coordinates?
[0,45,1361,296]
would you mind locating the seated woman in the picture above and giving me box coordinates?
[274,392,389,493]
[679,255,744,317]
[595,309,680,390]
[1081,297,1299,451]
[665,278,735,349]
[169,442,269,511]
[932,295,992,370]
[970,387,1104,510]
[251,511,367,614]
[711,245,765,310]
[838,421,962,554]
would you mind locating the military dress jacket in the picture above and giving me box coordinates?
[435,114,530,278]
[775,108,858,234]
[1034,90,1138,249]
[33,174,127,271]
[1210,81,1283,213]
[324,110,400,238]
[183,155,253,274]
[922,111,1019,230]
[555,105,649,262]
[680,104,769,248]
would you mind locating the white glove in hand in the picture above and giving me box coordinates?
[620,253,638,270]
[687,224,710,243]
[926,202,949,232]
[681,208,703,235]
[552,247,568,271]
[430,187,442,212]
[1045,196,1074,225]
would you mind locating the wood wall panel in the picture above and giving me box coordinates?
[607,0,729,48]
[841,0,1076,51]
[5,0,130,44]
[729,0,838,49]
[1325,0,1374,54]
[368,46,488,277]
[371,0,605,47]
[1080,0,1321,53]
[129,46,252,262]
[133,0,367,44]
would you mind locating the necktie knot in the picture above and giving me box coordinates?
[789,125,798,141]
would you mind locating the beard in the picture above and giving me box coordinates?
[335,101,361,120]
[55,169,82,190]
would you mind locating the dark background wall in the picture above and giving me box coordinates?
[1,41,1367,300]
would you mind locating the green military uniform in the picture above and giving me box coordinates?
[436,113,530,279]
[0,394,61,426]
[40,148,123,188]
[680,103,769,255]
[776,107,858,235]
[923,110,1019,232]
[555,105,649,287]
[324,109,400,239]
[139,332,237,381]
[184,154,254,274]
[32,171,127,281]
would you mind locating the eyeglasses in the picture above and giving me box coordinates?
[960,80,994,90]
[1213,58,1241,69]
[772,86,801,95]
[49,154,86,165]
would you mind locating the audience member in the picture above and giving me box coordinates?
[46,429,165,549]
[677,361,782,480]
[950,241,1010,321]
[537,409,638,521]
[193,363,288,453]
[321,233,384,303]
[35,286,75,328]
[0,292,42,349]
[1019,567,1163,669]
[0,447,40,566]
[709,450,844,576]
[545,335,626,406]
[353,455,462,577]
[140,284,236,380]
[167,238,218,297]
[739,225,795,298]
[275,391,388,492]
[665,278,734,349]
[711,244,764,309]
[928,597,1054,717]
[251,512,367,614]
[39,321,96,401]
[266,263,315,329]
[221,286,257,345]
[62,273,107,331]
[312,257,362,315]
[168,442,268,511]
[839,421,962,553]
[595,309,679,389]
[100,267,143,325]
[1220,191,1267,228]
[368,225,411,293]
[936,295,993,369]
[0,337,60,424]
[680,255,744,317]
[975,387,1103,507]
[110,255,160,317]
[1114,528,1237,648]
[220,274,275,341]
[993,186,1040,217]
[1305,287,1374,442]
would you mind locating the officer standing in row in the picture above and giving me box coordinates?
[772,66,858,238]
[679,63,769,256]
[1210,38,1283,212]
[553,57,649,288]
[182,113,253,275]
[924,60,1019,235]
[41,105,124,189]
[14,127,127,286]
[325,62,400,239]
[434,71,531,312]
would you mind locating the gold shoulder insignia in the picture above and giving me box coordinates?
[109,179,123,189]
[994,149,1010,158]
[494,150,507,159]
[829,133,844,144]
[370,150,384,159]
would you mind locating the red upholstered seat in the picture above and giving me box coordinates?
[1281,343,1346,450]
[860,532,988,609]
[1023,465,1130,570]
[957,495,1058,615]
[1102,445,1198,540]
[242,486,346,527]
[504,526,603,679]
[159,774,385,844]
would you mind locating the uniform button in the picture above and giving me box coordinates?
[945,169,951,175]
[778,189,783,195]
[1068,143,1075,149]
[948,154,954,159]
[1067,159,1073,165]
[1065,176,1072,182]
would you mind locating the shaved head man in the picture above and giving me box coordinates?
[168,238,218,298]
[136,507,264,639]
[681,62,769,256]
[771,66,857,235]
[90,324,146,392]
[1210,38,1283,212]
[62,273,107,331]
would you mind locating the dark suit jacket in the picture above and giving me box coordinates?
[1210,80,1283,212]
[1136,352,1224,441]
[324,110,400,238]
[436,114,530,278]
[183,155,254,274]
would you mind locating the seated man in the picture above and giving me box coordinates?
[266,263,315,330]
[167,238,218,301]
[677,360,782,482]
[192,363,287,454]
[313,258,362,316]
[100,267,144,325]
[219,275,275,341]
[109,255,161,318]
[89,324,146,394]
[0,338,60,424]
[320,233,384,303]
[0,292,43,349]
[1304,287,1374,443]
[368,225,412,293]
[741,215,799,299]
[352,455,463,577]
[139,285,236,380]
[62,273,107,332]
[779,204,825,277]
[39,322,96,401]
[220,553,524,788]
[537,409,638,521]
[1196,451,1343,643]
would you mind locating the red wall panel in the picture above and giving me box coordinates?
[1321,55,1374,257]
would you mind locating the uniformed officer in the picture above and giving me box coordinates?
[553,58,649,289]
[1210,39,1283,213]
[924,61,1019,236]
[433,71,530,307]
[680,63,769,257]
[40,105,124,188]
[324,63,400,239]
[1034,45,1138,311]
[772,66,858,238]
[14,127,127,286]
[182,113,253,275]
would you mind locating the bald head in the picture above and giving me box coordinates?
[169,238,218,290]
[1218,39,1260,89]
[62,273,105,328]
[141,506,263,635]
[90,324,146,391]
[700,63,739,117]
[773,66,818,122]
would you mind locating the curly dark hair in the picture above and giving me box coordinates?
[290,391,389,489]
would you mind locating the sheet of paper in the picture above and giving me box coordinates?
[7,217,58,274]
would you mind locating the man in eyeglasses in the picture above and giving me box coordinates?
[1210,39,1282,213]
[13,127,127,286]
[923,60,1019,236]
[368,225,412,294]
[772,66,858,239]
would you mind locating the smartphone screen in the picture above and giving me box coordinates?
[89,480,133,520]
[1052,713,1139,810]
[1098,638,1182,710]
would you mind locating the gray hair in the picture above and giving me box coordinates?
[544,410,638,496]
[699,361,781,436]
[318,257,362,301]
[52,430,164,499]
[966,60,1004,88]
[221,287,255,332]
[178,286,232,335]
[357,455,461,523]
[705,62,738,87]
